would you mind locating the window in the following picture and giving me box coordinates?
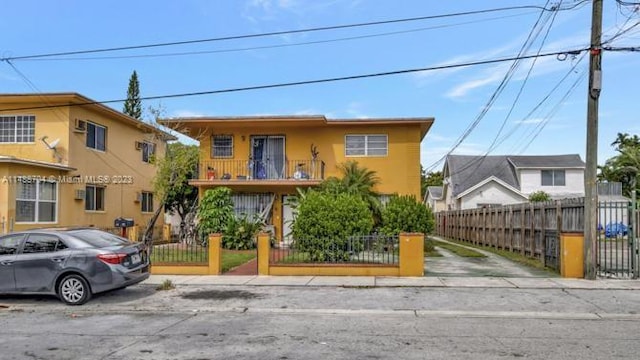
[345,134,388,156]
[16,180,57,223]
[211,135,233,158]
[22,234,67,254]
[141,192,153,213]
[0,234,24,255]
[541,170,566,186]
[86,122,106,151]
[85,185,105,211]
[142,142,156,163]
[0,115,35,143]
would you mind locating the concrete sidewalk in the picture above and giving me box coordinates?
[143,275,640,290]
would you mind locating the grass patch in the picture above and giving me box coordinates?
[156,279,175,291]
[432,239,486,258]
[222,250,256,272]
[425,239,442,257]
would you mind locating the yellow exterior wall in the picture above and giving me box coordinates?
[0,94,167,233]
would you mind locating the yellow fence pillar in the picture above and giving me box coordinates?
[127,225,139,242]
[560,232,584,278]
[399,233,424,277]
[208,234,222,275]
[257,233,270,275]
[162,224,171,242]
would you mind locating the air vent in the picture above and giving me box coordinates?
[74,189,85,200]
[74,119,86,133]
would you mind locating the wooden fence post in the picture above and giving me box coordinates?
[520,203,526,256]
[540,202,546,267]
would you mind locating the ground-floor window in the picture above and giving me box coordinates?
[16,179,57,223]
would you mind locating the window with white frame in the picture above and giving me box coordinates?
[141,192,153,212]
[85,185,105,211]
[541,170,566,186]
[211,135,233,158]
[86,122,106,151]
[16,180,57,223]
[345,134,388,156]
[142,142,156,163]
[0,115,35,143]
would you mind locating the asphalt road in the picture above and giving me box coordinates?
[2,284,640,359]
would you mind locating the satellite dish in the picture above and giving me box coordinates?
[48,138,60,149]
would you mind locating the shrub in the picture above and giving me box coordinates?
[529,190,551,202]
[380,195,434,235]
[198,187,234,235]
[291,191,373,261]
[223,215,263,250]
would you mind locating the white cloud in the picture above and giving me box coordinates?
[514,118,545,124]
[424,133,452,142]
[171,110,207,118]
[345,101,370,119]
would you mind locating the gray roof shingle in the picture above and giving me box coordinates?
[507,154,585,168]
[427,186,443,199]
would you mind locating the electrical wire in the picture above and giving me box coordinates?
[0,1,591,61]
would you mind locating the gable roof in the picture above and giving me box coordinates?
[507,154,585,169]
[446,155,518,197]
[426,186,443,200]
[445,154,584,197]
[455,175,527,200]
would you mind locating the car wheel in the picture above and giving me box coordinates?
[58,274,92,305]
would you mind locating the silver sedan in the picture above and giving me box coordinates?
[0,228,150,305]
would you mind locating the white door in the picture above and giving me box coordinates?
[281,195,295,246]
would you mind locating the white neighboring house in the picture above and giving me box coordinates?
[442,154,585,210]
[424,186,445,212]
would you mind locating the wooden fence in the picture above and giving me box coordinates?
[435,198,585,270]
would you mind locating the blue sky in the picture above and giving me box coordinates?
[1,0,638,172]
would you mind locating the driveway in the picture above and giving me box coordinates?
[426,236,555,278]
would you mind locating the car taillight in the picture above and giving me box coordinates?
[97,253,127,265]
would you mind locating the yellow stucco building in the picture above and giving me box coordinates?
[160,115,433,243]
[0,93,172,234]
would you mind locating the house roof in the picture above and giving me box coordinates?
[158,115,434,140]
[0,92,176,140]
[445,154,585,197]
[0,155,76,171]
[446,155,518,197]
[426,186,443,199]
[507,154,585,169]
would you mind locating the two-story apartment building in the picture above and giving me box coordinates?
[159,115,433,243]
[441,154,585,210]
[0,93,172,233]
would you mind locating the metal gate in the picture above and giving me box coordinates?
[597,200,640,278]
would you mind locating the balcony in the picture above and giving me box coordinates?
[190,159,325,188]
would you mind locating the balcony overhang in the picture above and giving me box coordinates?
[189,178,322,190]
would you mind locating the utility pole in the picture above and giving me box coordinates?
[584,0,603,280]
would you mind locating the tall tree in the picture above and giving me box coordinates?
[599,132,640,198]
[123,70,142,119]
[421,167,443,199]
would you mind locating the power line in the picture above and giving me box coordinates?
[14,12,537,62]
[0,2,590,61]
[0,48,590,113]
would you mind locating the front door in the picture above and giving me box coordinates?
[0,234,24,292]
[282,195,295,246]
[251,135,285,180]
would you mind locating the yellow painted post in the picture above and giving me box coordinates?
[257,233,270,275]
[208,234,222,275]
[399,233,424,276]
[162,224,171,242]
[127,225,139,242]
[560,232,584,278]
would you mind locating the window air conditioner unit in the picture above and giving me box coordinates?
[74,119,87,133]
[134,192,142,203]
[74,189,85,200]
[135,141,143,150]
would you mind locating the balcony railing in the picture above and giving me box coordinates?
[195,159,325,181]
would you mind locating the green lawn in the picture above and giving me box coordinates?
[222,250,256,272]
[431,239,486,258]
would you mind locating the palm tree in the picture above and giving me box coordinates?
[337,161,382,225]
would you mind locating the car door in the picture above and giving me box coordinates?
[13,233,72,293]
[0,234,24,292]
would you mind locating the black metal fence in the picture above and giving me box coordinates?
[150,231,209,264]
[597,200,639,278]
[271,235,399,265]
[197,159,325,181]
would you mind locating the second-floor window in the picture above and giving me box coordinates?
[141,192,153,212]
[0,115,35,143]
[86,122,106,151]
[211,135,233,158]
[541,170,566,186]
[142,142,156,163]
[16,179,57,223]
[85,185,105,211]
[345,134,388,156]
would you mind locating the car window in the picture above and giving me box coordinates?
[66,230,130,248]
[0,234,24,255]
[22,234,68,254]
